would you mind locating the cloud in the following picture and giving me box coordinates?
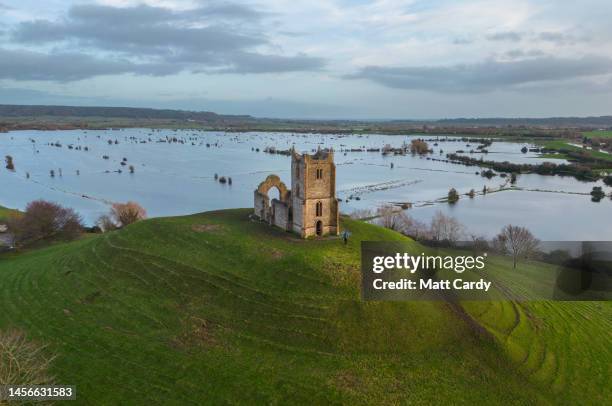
[0,48,176,81]
[347,56,612,93]
[7,3,324,81]
[486,31,523,42]
[537,31,587,44]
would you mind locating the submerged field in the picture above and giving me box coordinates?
[0,209,610,404]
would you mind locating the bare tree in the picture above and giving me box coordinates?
[404,218,431,240]
[429,211,464,245]
[349,209,374,220]
[96,214,118,233]
[376,205,410,231]
[495,225,540,268]
[110,202,147,227]
[8,200,83,247]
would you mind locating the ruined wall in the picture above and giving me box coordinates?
[254,191,269,222]
[272,200,291,231]
[291,152,305,235]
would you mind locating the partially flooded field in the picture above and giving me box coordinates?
[1,128,611,239]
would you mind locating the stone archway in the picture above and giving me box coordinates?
[254,175,291,224]
[256,175,290,202]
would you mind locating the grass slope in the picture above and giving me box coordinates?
[0,209,609,404]
[0,204,20,222]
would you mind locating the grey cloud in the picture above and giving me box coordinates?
[0,3,11,10]
[452,37,473,45]
[218,52,325,73]
[505,49,546,59]
[347,56,612,92]
[8,3,324,80]
[486,31,523,42]
[0,48,178,82]
[538,31,587,44]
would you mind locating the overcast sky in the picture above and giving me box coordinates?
[1,0,611,119]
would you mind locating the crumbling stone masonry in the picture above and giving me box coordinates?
[254,149,340,238]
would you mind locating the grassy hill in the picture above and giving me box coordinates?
[0,209,609,404]
[0,204,20,222]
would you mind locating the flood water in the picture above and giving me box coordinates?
[1,129,610,240]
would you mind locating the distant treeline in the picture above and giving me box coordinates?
[0,104,253,122]
[446,153,602,181]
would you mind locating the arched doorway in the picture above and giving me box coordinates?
[254,175,290,223]
[315,220,323,236]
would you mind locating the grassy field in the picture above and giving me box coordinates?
[0,209,610,404]
[539,140,612,163]
[583,130,612,139]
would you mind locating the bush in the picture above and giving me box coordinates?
[591,186,606,202]
[5,155,14,171]
[0,329,55,386]
[110,202,147,227]
[410,139,430,155]
[447,188,460,204]
[8,200,83,247]
[604,176,612,187]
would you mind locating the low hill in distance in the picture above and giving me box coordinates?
[0,209,609,404]
[2,104,612,133]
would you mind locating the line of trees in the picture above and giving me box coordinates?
[5,200,148,248]
[446,153,600,181]
[368,205,540,268]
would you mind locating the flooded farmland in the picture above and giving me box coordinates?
[1,128,611,240]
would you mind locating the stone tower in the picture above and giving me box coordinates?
[291,148,340,237]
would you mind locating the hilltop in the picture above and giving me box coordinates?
[0,209,609,404]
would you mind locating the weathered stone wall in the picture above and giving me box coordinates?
[291,153,305,234]
[272,200,291,231]
[254,191,270,222]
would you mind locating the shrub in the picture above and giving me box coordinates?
[0,329,55,386]
[110,202,147,227]
[5,155,14,171]
[8,200,83,247]
[410,139,430,155]
[604,176,612,187]
[447,188,460,204]
[591,186,606,202]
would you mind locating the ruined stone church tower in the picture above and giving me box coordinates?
[291,149,340,237]
[253,148,340,238]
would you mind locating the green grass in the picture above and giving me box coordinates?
[539,140,612,163]
[0,204,20,222]
[583,130,612,139]
[0,209,609,404]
